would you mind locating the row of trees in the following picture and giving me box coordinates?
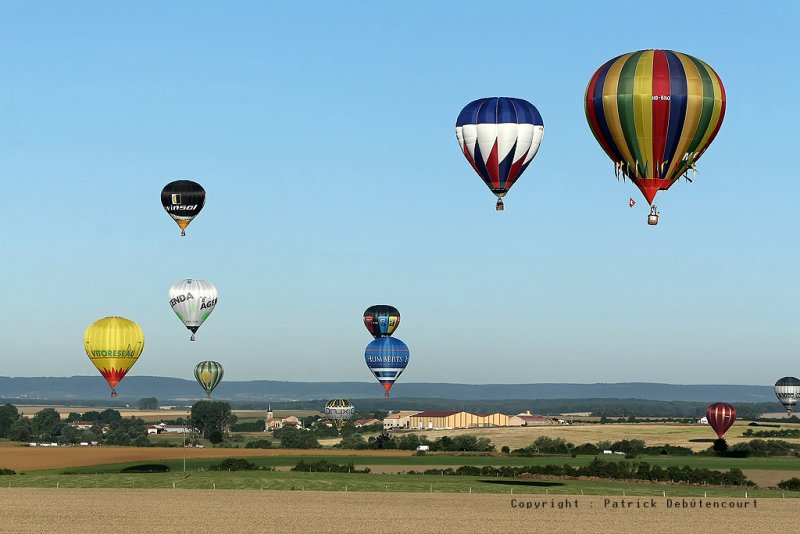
[0,401,234,446]
[0,403,148,445]
[410,459,754,487]
[336,432,494,452]
[512,435,800,458]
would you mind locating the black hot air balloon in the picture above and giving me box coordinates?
[161,180,206,236]
[363,305,400,338]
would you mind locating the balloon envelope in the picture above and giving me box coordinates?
[774,377,800,415]
[84,317,144,397]
[363,305,400,338]
[161,180,205,236]
[195,361,224,398]
[365,337,409,397]
[324,399,355,432]
[169,279,218,341]
[585,50,725,205]
[706,402,736,439]
[456,97,544,205]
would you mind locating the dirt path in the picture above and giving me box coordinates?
[0,488,793,534]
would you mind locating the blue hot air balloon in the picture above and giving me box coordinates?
[365,337,409,397]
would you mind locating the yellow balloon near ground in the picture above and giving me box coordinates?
[84,317,144,397]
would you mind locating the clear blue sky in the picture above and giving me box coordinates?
[1,2,797,387]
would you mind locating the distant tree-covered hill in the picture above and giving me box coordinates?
[0,375,777,405]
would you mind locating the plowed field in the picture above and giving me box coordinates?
[0,489,793,534]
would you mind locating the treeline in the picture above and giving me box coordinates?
[742,428,800,438]
[513,436,800,458]
[292,460,370,473]
[407,459,754,487]
[336,432,494,452]
[513,437,693,457]
[0,403,149,446]
[712,439,800,457]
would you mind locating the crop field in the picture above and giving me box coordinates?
[5,446,800,474]
[0,488,796,534]
[0,446,411,472]
[4,468,798,498]
[402,422,800,451]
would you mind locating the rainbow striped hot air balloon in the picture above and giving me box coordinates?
[365,337,409,398]
[585,50,725,223]
[84,317,144,397]
[194,361,224,399]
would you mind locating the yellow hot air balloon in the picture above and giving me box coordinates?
[84,317,144,397]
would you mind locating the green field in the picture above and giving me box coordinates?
[4,469,798,499]
[15,452,800,473]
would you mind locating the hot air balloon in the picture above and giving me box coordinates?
[365,337,409,398]
[774,377,800,415]
[585,50,726,225]
[363,305,400,338]
[194,361,224,399]
[161,180,206,236]
[324,399,355,432]
[169,279,218,341]
[456,97,544,211]
[706,402,736,439]
[84,317,144,397]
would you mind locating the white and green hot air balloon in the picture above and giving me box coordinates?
[194,361,224,398]
[775,377,800,415]
[169,279,218,341]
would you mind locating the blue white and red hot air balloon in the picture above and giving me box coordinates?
[456,97,544,210]
[365,337,409,398]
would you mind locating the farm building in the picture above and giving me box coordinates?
[382,411,420,430]
[162,426,191,434]
[353,418,381,428]
[67,421,95,431]
[145,424,167,435]
[409,411,512,430]
[508,411,558,426]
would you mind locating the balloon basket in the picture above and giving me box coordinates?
[181,229,186,237]
[647,206,659,225]
[495,198,504,211]
[111,389,117,398]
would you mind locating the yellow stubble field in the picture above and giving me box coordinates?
[402,422,800,452]
[0,488,794,534]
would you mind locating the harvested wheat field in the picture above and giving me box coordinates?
[0,446,411,472]
[0,488,794,534]
[405,422,800,452]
